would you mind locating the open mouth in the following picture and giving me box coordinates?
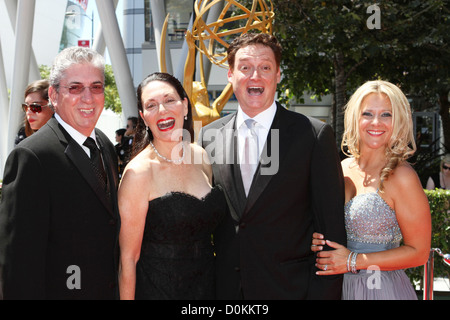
[247,87,264,95]
[157,118,175,131]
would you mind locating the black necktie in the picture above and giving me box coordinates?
[83,137,107,188]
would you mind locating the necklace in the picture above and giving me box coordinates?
[150,140,185,164]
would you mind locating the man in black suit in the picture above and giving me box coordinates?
[0,47,120,299]
[198,33,346,299]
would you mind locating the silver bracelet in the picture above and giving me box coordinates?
[350,252,359,274]
[346,251,353,272]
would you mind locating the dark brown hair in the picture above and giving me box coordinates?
[227,32,282,70]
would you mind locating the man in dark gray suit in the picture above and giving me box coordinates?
[0,47,120,299]
[198,33,346,299]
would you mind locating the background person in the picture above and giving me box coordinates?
[15,79,54,145]
[121,116,138,169]
[425,153,450,190]
[125,116,138,138]
[115,128,127,178]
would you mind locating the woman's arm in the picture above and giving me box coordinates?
[425,176,436,190]
[118,164,149,299]
[315,164,431,275]
[201,147,213,185]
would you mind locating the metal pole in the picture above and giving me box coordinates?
[95,0,137,120]
[91,11,94,48]
[423,249,435,300]
[5,0,40,83]
[7,0,36,153]
[150,0,173,75]
[93,0,119,56]
[0,37,9,179]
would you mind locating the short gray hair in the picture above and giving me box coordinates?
[49,46,105,89]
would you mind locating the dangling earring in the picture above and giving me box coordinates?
[184,116,187,120]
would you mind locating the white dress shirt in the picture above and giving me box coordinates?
[55,113,97,157]
[236,101,277,165]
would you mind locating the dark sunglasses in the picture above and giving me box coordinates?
[443,165,450,170]
[22,103,50,113]
[60,83,104,95]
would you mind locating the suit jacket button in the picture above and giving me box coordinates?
[234,267,240,272]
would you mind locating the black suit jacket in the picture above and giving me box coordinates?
[0,118,120,299]
[199,103,346,299]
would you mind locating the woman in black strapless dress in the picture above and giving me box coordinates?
[118,73,226,300]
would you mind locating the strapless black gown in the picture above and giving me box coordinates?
[135,185,226,300]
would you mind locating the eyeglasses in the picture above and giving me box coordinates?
[443,165,450,170]
[59,83,104,95]
[22,103,50,113]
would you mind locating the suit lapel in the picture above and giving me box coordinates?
[65,140,114,217]
[209,104,292,218]
[48,119,114,216]
[96,130,119,191]
[244,103,291,213]
[213,115,246,220]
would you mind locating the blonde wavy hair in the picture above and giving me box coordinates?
[341,80,416,191]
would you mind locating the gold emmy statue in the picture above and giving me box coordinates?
[160,0,274,128]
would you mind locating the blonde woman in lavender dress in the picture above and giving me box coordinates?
[312,80,431,300]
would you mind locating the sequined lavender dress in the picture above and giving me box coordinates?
[343,191,417,300]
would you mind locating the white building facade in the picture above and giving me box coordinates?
[0,0,331,179]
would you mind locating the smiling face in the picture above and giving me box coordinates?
[24,92,54,131]
[139,80,188,143]
[227,44,280,118]
[359,92,393,152]
[49,63,105,136]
